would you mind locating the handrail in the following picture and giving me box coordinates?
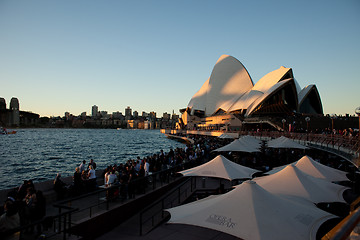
[351,196,360,212]
[323,207,360,240]
[239,131,360,166]
[139,177,195,235]
[54,161,193,207]
[1,207,78,240]
[51,160,203,237]
[322,196,360,240]
[140,177,193,214]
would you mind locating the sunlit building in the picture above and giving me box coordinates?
[178,55,323,131]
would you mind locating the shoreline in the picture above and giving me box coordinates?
[0,132,194,206]
[0,128,186,193]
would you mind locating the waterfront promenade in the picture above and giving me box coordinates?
[2,131,360,240]
[1,135,217,239]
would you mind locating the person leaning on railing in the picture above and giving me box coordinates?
[87,165,97,190]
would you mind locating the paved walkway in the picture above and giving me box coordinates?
[23,175,229,239]
[96,177,237,240]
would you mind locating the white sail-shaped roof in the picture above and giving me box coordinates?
[187,55,253,116]
[245,79,297,116]
[252,66,292,93]
[293,78,302,94]
[299,85,313,104]
[226,89,263,113]
[298,84,323,114]
[187,78,209,113]
[183,55,323,118]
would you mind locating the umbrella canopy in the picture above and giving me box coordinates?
[255,165,349,203]
[265,156,349,182]
[214,139,261,153]
[178,155,260,181]
[295,155,349,182]
[166,180,335,240]
[238,135,262,148]
[218,133,236,139]
[267,136,308,149]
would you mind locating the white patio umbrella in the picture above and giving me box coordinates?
[213,139,261,153]
[295,155,349,182]
[218,133,236,139]
[265,156,349,182]
[267,136,308,149]
[255,165,349,203]
[166,180,336,240]
[238,135,262,146]
[178,155,260,181]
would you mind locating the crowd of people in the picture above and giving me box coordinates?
[0,180,47,238]
[61,141,213,201]
[1,133,357,237]
[47,138,215,202]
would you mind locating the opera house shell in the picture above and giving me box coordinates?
[179,55,323,130]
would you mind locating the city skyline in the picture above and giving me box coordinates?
[1,97,175,118]
[1,1,359,118]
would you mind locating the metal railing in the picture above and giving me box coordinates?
[241,131,360,166]
[139,177,196,235]
[322,196,360,240]
[240,131,360,157]
[49,159,205,239]
[1,206,78,240]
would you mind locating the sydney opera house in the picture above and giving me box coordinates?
[178,55,323,131]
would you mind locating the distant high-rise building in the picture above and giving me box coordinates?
[65,112,70,120]
[92,105,98,118]
[100,111,108,118]
[125,106,132,116]
[149,111,156,120]
[163,112,170,120]
[142,111,149,118]
[133,111,138,118]
[172,113,179,120]
[112,111,124,120]
[125,106,132,120]
[0,98,6,110]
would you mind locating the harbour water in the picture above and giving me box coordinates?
[0,128,185,191]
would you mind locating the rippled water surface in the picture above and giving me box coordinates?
[0,129,184,190]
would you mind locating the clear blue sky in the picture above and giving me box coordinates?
[1,0,359,117]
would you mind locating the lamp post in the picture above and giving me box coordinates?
[282,119,286,133]
[356,107,360,139]
[305,117,310,141]
[330,114,337,145]
[330,114,337,134]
